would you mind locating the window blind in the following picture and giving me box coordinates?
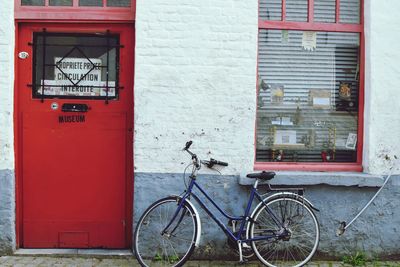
[259,0,360,24]
[256,29,360,162]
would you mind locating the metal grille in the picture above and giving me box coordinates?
[30,29,123,103]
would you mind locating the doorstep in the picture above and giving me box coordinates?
[14,249,133,256]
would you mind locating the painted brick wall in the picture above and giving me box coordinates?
[134,0,258,175]
[0,0,15,254]
[134,173,400,259]
[132,1,400,258]
[134,0,400,176]
[364,0,400,174]
[0,0,15,170]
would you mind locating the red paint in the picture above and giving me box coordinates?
[254,162,363,172]
[14,21,22,249]
[258,20,363,32]
[16,23,134,248]
[336,0,340,23]
[257,0,364,172]
[308,0,314,23]
[15,0,135,21]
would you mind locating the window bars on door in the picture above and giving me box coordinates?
[28,29,124,104]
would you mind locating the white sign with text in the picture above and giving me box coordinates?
[39,57,115,97]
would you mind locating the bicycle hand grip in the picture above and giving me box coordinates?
[210,158,228,166]
[184,141,193,150]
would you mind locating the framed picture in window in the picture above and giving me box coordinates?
[345,133,357,150]
[339,82,352,101]
[270,85,284,104]
[309,89,331,109]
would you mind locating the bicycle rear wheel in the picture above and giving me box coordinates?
[249,196,319,267]
[134,196,199,267]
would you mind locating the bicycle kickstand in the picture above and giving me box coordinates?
[237,240,247,264]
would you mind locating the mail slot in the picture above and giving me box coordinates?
[61,103,89,112]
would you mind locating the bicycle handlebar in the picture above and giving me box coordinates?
[183,141,193,151]
[208,158,228,167]
[183,140,228,169]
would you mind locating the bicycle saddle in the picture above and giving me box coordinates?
[246,171,276,180]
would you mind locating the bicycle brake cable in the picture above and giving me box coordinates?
[183,163,193,189]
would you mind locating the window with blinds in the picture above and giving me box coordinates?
[256,0,362,165]
[17,0,134,20]
[21,0,131,6]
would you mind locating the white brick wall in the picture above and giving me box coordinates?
[0,0,14,170]
[134,0,258,174]
[364,0,400,174]
[134,0,400,175]
[0,0,397,176]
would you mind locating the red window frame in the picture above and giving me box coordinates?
[255,0,364,172]
[15,0,135,21]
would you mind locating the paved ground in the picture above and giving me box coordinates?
[1,256,400,267]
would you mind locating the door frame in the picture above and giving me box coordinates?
[14,21,135,249]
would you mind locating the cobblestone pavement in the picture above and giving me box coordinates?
[1,256,400,267]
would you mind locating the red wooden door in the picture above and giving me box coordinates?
[17,23,134,248]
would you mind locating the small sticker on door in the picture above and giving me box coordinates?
[59,115,86,123]
[18,51,29,59]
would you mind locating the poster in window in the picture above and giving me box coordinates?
[339,82,352,101]
[302,31,317,51]
[270,85,284,104]
[309,89,331,109]
[274,130,297,145]
[345,133,357,150]
[38,57,116,97]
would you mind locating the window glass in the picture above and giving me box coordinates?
[21,0,45,5]
[259,0,282,21]
[257,29,360,162]
[33,33,120,100]
[79,0,103,6]
[340,0,360,24]
[314,0,336,23]
[107,0,131,7]
[286,0,308,22]
[49,0,73,6]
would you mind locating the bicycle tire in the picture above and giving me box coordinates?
[249,195,320,267]
[134,196,199,267]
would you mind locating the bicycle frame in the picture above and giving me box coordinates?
[164,175,287,245]
[135,143,320,267]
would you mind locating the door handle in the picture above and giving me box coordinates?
[61,103,89,112]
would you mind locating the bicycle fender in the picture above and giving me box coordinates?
[252,192,319,215]
[170,195,202,247]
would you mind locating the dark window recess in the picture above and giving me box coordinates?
[49,0,73,6]
[107,0,131,7]
[21,0,45,6]
[79,0,103,6]
[30,30,123,102]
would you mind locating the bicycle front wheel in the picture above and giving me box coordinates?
[249,196,320,267]
[134,196,199,267]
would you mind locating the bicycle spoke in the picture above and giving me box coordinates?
[134,197,198,267]
[250,197,319,267]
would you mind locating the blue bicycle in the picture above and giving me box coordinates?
[134,141,320,267]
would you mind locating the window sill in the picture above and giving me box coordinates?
[238,172,384,187]
[254,162,363,172]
